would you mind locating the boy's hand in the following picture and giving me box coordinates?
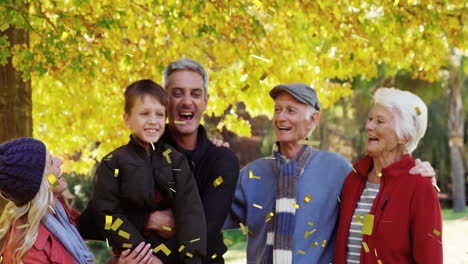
[146,208,176,239]
[210,138,230,148]
[409,159,437,185]
[118,242,154,264]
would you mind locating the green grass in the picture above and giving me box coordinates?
[442,208,468,220]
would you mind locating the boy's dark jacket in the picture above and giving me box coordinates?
[79,135,206,264]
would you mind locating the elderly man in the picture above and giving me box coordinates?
[224,83,435,264]
[147,58,240,264]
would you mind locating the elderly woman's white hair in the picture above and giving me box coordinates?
[373,88,428,154]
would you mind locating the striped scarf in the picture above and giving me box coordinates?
[264,145,313,264]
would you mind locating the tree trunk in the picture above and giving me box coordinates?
[448,62,466,212]
[0,26,31,210]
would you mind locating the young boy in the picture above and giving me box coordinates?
[79,80,206,263]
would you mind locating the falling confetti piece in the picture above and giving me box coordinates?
[265,218,272,222]
[298,250,305,254]
[122,243,132,248]
[352,167,357,173]
[260,72,268,81]
[105,215,112,230]
[105,154,113,160]
[433,229,441,236]
[249,170,261,179]
[311,242,318,247]
[111,218,124,231]
[362,214,374,235]
[377,172,382,178]
[267,212,274,218]
[17,224,30,229]
[174,120,187,124]
[297,140,320,146]
[393,0,400,5]
[293,203,300,209]
[303,194,312,203]
[241,84,250,92]
[151,142,155,150]
[163,148,172,163]
[434,184,441,192]
[114,169,119,177]
[427,233,443,244]
[253,204,263,209]
[178,245,185,252]
[250,54,270,63]
[213,176,224,187]
[170,187,176,193]
[350,34,369,42]
[307,222,314,226]
[106,238,110,247]
[415,107,421,116]
[162,226,172,231]
[322,240,327,247]
[118,230,130,239]
[309,229,317,234]
[126,53,133,57]
[337,196,341,203]
[224,239,233,245]
[190,238,201,243]
[377,260,383,264]
[153,244,172,256]
[211,254,217,259]
[186,252,193,258]
[173,168,181,171]
[240,223,248,235]
[47,173,59,191]
[374,248,378,257]
[0,24,9,31]
[355,214,361,224]
[362,241,370,253]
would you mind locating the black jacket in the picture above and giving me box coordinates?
[161,125,240,264]
[79,135,206,264]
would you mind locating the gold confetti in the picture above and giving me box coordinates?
[433,229,441,236]
[265,217,272,222]
[260,72,268,81]
[307,222,314,226]
[190,238,201,243]
[434,184,441,192]
[224,239,233,245]
[303,194,312,203]
[309,229,317,234]
[162,226,172,231]
[298,250,305,254]
[350,34,369,42]
[393,0,400,5]
[118,230,130,239]
[104,154,113,160]
[293,203,300,209]
[106,238,110,247]
[105,215,112,230]
[122,243,132,248]
[355,214,361,224]
[377,172,382,178]
[311,242,318,247]
[47,173,59,191]
[174,120,187,124]
[241,84,250,92]
[151,142,155,150]
[377,260,383,264]
[266,212,274,218]
[211,254,217,259]
[240,223,248,235]
[111,218,124,231]
[17,224,30,229]
[163,148,172,163]
[362,214,374,235]
[114,169,119,177]
[213,176,224,187]
[153,244,171,256]
[415,106,421,116]
[249,170,261,179]
[253,204,263,209]
[322,240,327,247]
[362,241,370,253]
[178,245,185,252]
[297,140,320,146]
[186,252,193,258]
[250,54,270,63]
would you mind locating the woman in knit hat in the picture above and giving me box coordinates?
[0,138,155,264]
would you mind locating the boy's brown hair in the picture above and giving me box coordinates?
[124,79,168,114]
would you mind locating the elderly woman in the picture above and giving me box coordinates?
[333,88,442,264]
[0,138,154,264]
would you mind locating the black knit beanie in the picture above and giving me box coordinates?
[0,138,46,206]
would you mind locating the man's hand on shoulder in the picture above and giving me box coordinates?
[409,158,437,185]
[210,138,230,148]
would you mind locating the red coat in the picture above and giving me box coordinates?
[3,196,81,264]
[334,154,443,264]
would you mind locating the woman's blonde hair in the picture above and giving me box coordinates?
[0,174,53,263]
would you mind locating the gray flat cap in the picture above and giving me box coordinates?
[269,83,320,111]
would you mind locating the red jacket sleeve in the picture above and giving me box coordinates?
[410,178,443,264]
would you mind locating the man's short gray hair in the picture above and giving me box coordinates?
[373,87,428,154]
[163,58,209,96]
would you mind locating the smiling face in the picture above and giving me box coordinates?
[365,103,405,158]
[44,151,67,194]
[124,95,166,147]
[166,70,208,137]
[273,92,318,143]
